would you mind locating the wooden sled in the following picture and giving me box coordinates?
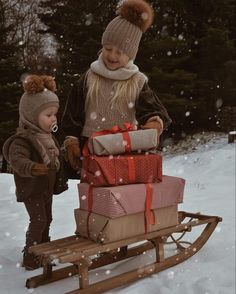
[26,211,222,294]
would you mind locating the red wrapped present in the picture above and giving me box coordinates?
[78,175,185,218]
[81,152,162,186]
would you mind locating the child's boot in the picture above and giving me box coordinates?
[22,247,41,271]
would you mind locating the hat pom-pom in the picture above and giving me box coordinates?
[41,75,56,92]
[23,75,44,94]
[117,0,154,32]
[23,75,56,94]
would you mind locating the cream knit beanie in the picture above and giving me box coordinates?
[19,75,59,129]
[102,0,154,60]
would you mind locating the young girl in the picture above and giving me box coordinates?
[3,75,67,270]
[62,0,172,170]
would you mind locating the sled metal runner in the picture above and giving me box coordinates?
[26,211,222,294]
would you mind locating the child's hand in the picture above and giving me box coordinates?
[142,116,163,135]
[31,163,49,176]
[64,138,81,170]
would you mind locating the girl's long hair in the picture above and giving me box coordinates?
[85,71,140,113]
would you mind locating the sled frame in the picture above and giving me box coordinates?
[26,211,222,294]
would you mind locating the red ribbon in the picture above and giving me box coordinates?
[127,156,136,183]
[83,123,135,156]
[144,183,155,233]
[86,185,94,238]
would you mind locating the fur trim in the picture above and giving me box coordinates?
[117,0,154,32]
[23,75,56,94]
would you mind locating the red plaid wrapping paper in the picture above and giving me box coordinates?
[81,153,162,187]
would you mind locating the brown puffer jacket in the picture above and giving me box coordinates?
[3,130,68,202]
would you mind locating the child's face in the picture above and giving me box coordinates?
[38,106,58,133]
[102,44,129,70]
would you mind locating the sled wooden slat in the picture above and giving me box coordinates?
[26,211,222,293]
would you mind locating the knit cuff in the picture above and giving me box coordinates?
[147,116,164,131]
[64,137,79,149]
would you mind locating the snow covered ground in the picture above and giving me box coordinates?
[0,134,235,294]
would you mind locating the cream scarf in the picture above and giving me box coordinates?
[90,54,139,80]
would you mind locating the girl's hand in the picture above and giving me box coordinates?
[142,118,163,135]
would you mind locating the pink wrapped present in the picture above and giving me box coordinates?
[88,128,158,155]
[81,153,162,187]
[74,205,178,243]
[78,175,185,218]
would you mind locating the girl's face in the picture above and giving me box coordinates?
[102,44,129,70]
[38,106,58,133]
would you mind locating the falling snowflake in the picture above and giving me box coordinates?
[95,171,101,177]
[215,226,221,233]
[85,13,93,26]
[128,102,134,108]
[90,112,97,120]
[81,195,87,200]
[178,34,184,40]
[167,51,172,56]
[215,99,223,108]
[167,270,175,279]
[114,192,121,199]
[185,111,190,117]
[141,12,148,20]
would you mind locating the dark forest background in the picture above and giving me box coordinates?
[0,0,235,151]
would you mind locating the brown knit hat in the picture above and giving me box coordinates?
[102,0,154,60]
[19,75,59,128]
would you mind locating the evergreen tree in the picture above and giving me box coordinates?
[39,0,117,100]
[0,2,22,150]
[138,0,235,136]
[39,0,236,137]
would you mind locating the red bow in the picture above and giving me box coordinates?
[83,123,136,156]
[91,122,135,137]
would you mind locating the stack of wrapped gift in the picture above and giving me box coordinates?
[74,125,185,244]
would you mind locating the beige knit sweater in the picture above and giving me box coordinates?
[82,70,147,137]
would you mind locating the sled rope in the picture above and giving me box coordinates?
[164,214,199,249]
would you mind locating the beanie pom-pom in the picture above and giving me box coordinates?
[117,0,154,32]
[23,75,44,94]
[41,75,56,92]
[23,75,56,94]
